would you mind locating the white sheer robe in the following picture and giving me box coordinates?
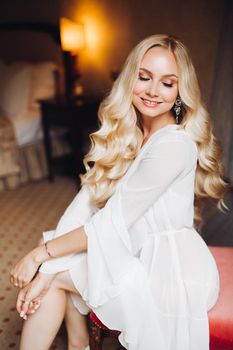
[40,124,219,350]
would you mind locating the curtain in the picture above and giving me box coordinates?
[209,0,233,183]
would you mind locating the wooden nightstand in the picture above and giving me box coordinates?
[40,99,100,182]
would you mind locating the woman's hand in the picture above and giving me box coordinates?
[16,272,55,320]
[10,245,49,288]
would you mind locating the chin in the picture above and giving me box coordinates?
[134,102,173,120]
[138,107,165,119]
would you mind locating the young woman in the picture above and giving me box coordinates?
[11,34,227,350]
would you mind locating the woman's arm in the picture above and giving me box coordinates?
[10,185,92,288]
[39,225,87,261]
[10,225,87,288]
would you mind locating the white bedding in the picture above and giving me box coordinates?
[13,117,43,146]
[0,60,58,146]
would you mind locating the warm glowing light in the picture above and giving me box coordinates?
[60,17,85,52]
[73,3,111,68]
[82,16,102,51]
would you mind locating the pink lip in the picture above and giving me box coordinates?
[140,97,162,108]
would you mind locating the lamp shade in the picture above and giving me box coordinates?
[60,17,85,52]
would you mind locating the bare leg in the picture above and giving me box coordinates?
[19,271,89,350]
[65,294,89,350]
[36,237,89,349]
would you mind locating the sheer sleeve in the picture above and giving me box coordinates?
[39,185,93,274]
[49,184,93,237]
[83,134,197,294]
[121,137,191,228]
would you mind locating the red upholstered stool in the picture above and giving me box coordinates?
[208,246,233,350]
[89,310,125,350]
[89,246,233,350]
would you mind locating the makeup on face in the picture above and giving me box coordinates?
[132,47,179,122]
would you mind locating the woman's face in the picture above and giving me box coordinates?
[132,46,179,123]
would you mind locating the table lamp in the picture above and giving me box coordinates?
[60,17,85,102]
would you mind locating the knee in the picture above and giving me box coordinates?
[50,271,70,291]
[50,273,63,290]
[49,271,78,295]
[67,334,89,350]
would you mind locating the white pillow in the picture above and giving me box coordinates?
[30,62,58,102]
[0,61,58,123]
[0,62,32,119]
[26,61,58,116]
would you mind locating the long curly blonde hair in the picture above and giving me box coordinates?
[81,34,227,227]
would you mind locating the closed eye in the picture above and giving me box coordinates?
[163,82,173,88]
[138,76,150,81]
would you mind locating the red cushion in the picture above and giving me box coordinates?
[90,246,233,350]
[89,310,109,330]
[208,246,233,350]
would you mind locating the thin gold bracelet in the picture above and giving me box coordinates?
[44,241,55,258]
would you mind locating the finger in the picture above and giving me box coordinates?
[27,303,35,315]
[17,273,30,289]
[27,299,41,314]
[16,278,21,289]
[11,277,19,288]
[10,268,15,280]
[21,285,40,317]
[10,274,14,285]
[16,289,27,314]
[32,296,41,307]
[18,278,26,289]
[12,271,20,288]
[12,273,33,289]
[10,271,17,286]
[22,299,41,318]
[17,280,23,289]
[20,298,31,318]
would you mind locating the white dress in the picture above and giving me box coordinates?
[40,124,219,350]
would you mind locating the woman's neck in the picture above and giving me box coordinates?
[142,114,175,140]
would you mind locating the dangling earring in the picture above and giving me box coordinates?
[174,96,182,124]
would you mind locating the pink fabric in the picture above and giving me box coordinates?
[208,246,233,350]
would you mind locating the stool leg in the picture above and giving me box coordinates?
[89,322,103,350]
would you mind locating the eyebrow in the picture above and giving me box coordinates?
[139,67,178,78]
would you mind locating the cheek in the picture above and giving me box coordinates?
[132,94,139,108]
[162,88,178,103]
[133,81,144,95]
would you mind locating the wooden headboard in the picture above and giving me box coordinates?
[0,21,60,44]
[0,21,62,63]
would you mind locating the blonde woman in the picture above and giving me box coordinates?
[11,34,227,350]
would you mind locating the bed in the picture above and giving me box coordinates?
[0,21,70,191]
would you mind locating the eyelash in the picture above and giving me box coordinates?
[138,76,150,81]
[138,76,174,88]
[163,82,173,88]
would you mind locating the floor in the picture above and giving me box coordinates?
[0,177,123,349]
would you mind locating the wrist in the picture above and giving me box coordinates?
[32,245,50,265]
[44,241,56,258]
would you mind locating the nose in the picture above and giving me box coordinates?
[145,80,159,97]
